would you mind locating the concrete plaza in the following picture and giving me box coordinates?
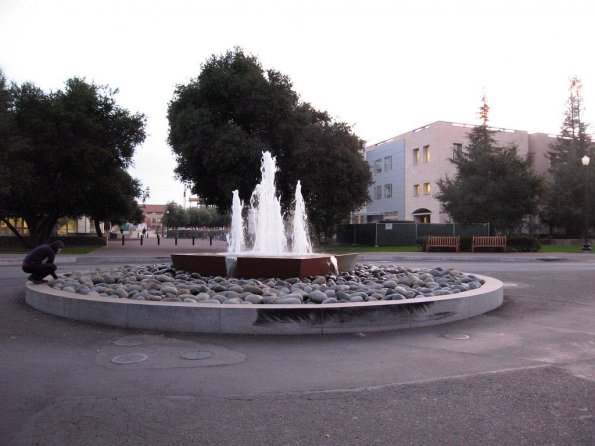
[0,240,593,445]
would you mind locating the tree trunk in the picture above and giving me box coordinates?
[94,219,103,237]
[27,212,59,247]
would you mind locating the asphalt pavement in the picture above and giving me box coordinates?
[0,239,593,445]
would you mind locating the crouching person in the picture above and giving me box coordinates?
[22,240,65,284]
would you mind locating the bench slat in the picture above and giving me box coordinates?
[426,236,460,252]
[471,236,507,252]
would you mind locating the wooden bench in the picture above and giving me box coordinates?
[472,236,507,252]
[426,236,460,252]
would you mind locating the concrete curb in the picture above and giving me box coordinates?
[0,253,580,267]
[25,274,503,335]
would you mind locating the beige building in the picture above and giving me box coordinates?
[142,204,167,229]
[357,121,556,223]
[1,216,102,237]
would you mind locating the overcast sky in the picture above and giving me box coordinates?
[1,0,594,204]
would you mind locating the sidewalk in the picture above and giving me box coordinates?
[1,236,593,266]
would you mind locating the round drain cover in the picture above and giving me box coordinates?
[441,333,470,340]
[113,338,144,346]
[180,351,213,360]
[111,353,148,364]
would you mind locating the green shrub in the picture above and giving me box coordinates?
[506,235,540,252]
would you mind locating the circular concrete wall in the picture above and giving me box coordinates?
[25,274,503,335]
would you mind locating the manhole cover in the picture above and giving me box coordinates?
[180,351,214,360]
[111,353,148,364]
[441,333,470,340]
[113,338,144,346]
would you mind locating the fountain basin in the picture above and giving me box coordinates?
[24,274,504,335]
[170,253,358,279]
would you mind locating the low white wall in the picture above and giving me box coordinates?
[25,275,503,335]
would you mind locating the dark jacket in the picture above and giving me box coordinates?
[23,244,56,267]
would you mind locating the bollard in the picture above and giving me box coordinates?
[175,236,178,246]
[192,236,195,246]
[121,234,125,246]
[157,234,160,246]
[140,234,143,246]
[209,235,213,246]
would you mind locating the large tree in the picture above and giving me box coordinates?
[542,77,594,237]
[436,98,544,233]
[161,202,187,229]
[0,74,146,246]
[167,48,371,241]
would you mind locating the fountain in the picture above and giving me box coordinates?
[171,152,356,278]
[291,180,312,254]
[26,156,504,334]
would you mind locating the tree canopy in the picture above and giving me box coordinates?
[167,48,371,241]
[0,72,146,246]
[542,77,594,237]
[436,98,544,233]
[161,203,230,229]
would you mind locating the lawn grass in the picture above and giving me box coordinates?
[320,244,589,254]
[538,244,586,253]
[319,245,421,253]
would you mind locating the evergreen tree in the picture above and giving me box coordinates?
[167,48,371,241]
[542,77,594,237]
[0,74,146,246]
[436,97,544,233]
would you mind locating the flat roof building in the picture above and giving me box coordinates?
[356,121,556,224]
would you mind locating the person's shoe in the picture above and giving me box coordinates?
[30,279,47,284]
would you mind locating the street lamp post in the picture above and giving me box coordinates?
[581,155,591,252]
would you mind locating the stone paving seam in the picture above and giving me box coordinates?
[201,364,554,400]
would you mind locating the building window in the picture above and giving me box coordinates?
[423,145,430,163]
[0,217,29,236]
[383,156,392,171]
[452,143,463,160]
[374,185,382,200]
[413,184,420,196]
[374,159,382,173]
[413,148,420,165]
[384,183,392,199]
[57,218,77,235]
[423,182,431,195]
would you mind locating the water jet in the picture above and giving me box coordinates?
[171,151,356,278]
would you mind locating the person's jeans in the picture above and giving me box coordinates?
[22,263,58,281]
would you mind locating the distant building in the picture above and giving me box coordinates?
[142,204,167,229]
[56,217,103,235]
[1,217,102,237]
[188,196,206,207]
[356,120,556,223]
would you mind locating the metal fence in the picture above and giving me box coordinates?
[336,223,490,246]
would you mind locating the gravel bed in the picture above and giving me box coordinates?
[46,263,485,304]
